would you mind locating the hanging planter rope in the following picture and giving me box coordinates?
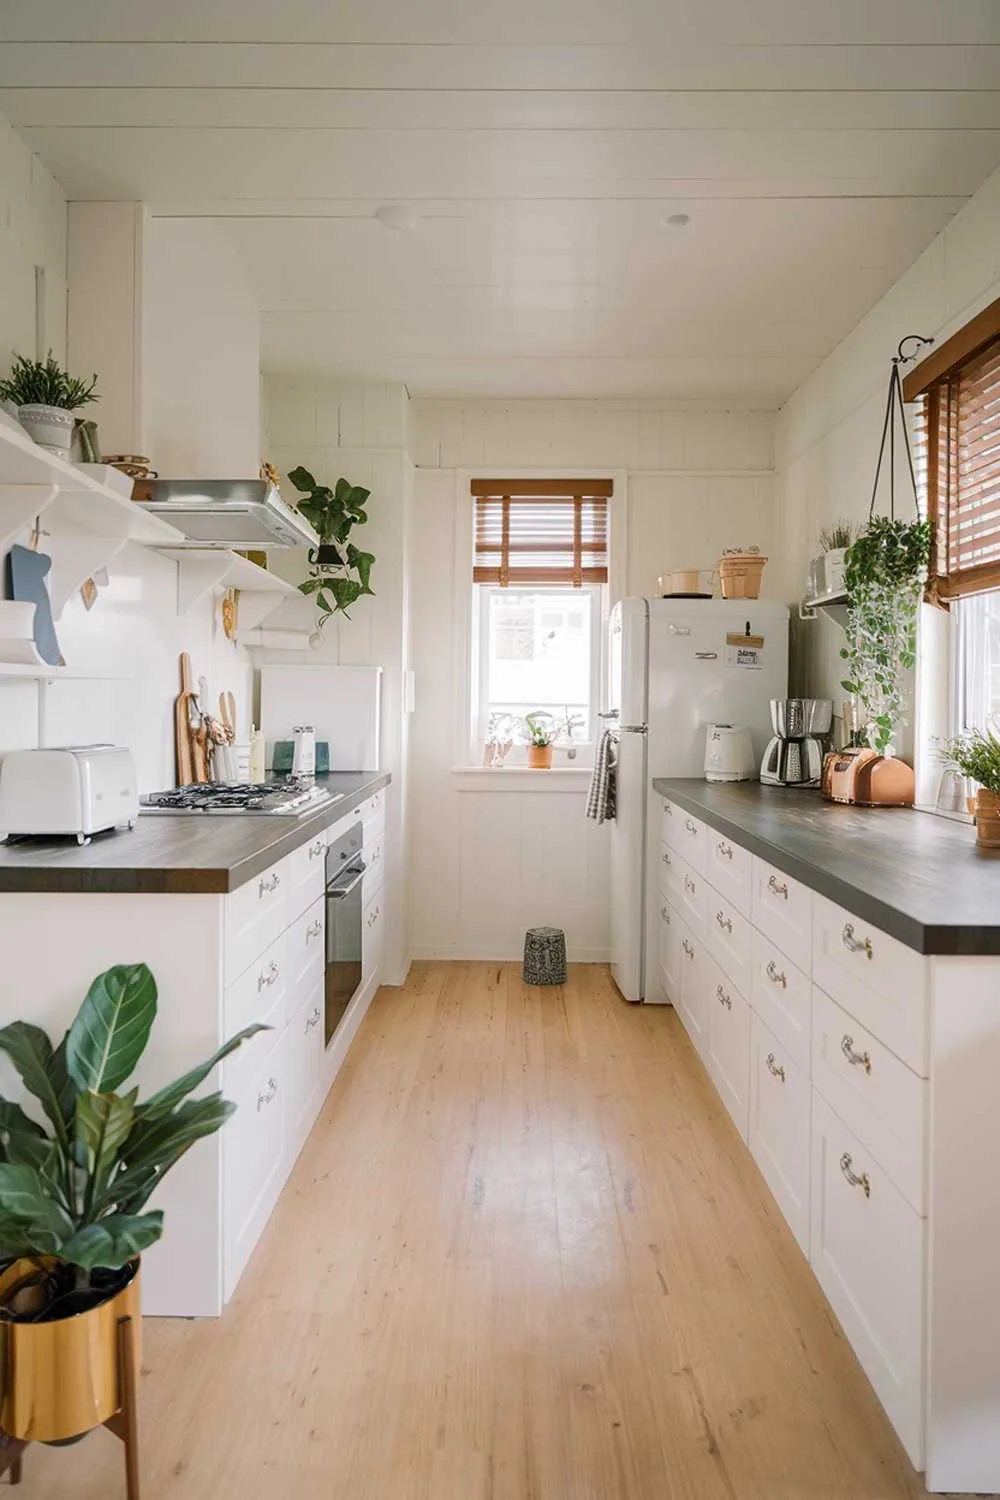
[840,335,935,757]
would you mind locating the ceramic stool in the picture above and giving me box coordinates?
[523,926,567,986]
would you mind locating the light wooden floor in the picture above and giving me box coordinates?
[24,963,942,1499]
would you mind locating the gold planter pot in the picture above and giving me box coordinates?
[527,745,553,769]
[974,789,1000,850]
[0,1259,141,1443]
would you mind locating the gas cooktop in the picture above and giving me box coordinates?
[140,780,341,817]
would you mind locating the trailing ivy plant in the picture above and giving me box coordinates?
[839,515,932,756]
[288,467,375,624]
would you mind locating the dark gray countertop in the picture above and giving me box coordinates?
[0,772,390,895]
[653,777,1000,956]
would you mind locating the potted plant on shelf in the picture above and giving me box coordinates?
[287,466,375,626]
[939,728,1000,848]
[839,514,932,763]
[0,351,99,458]
[522,712,563,768]
[0,962,263,1488]
[816,519,856,598]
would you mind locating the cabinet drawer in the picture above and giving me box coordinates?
[676,856,708,935]
[751,857,812,974]
[658,899,681,1006]
[363,888,385,984]
[286,894,326,1002]
[284,981,324,1173]
[223,1037,286,1300]
[705,954,750,1140]
[658,842,682,906]
[811,986,927,1215]
[750,928,811,1068]
[674,912,708,1059]
[811,1091,925,1469]
[285,831,328,925]
[348,785,385,834]
[705,891,752,995]
[666,807,707,875]
[224,933,287,1041]
[813,894,929,1076]
[705,831,752,918]
[225,856,288,984]
[748,1014,811,1254]
[364,827,385,900]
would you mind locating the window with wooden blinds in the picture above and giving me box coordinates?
[905,298,1000,602]
[471,479,611,587]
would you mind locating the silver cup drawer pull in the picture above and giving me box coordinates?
[841,1034,872,1074]
[305,1007,321,1032]
[840,1151,871,1198]
[257,1077,279,1111]
[715,910,733,934]
[662,850,672,866]
[716,984,732,1011]
[661,906,670,923]
[765,1052,786,1082]
[257,961,280,992]
[308,838,325,859]
[306,919,323,942]
[767,874,789,901]
[258,871,281,897]
[681,939,695,959]
[765,960,787,989]
[842,922,874,960]
[717,840,734,861]
[684,875,696,894]
[684,818,698,836]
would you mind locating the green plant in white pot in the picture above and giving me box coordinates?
[0,352,99,459]
[839,515,932,756]
[817,518,856,597]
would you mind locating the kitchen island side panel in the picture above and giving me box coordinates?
[0,892,226,1317]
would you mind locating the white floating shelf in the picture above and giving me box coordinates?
[158,549,303,630]
[800,589,849,625]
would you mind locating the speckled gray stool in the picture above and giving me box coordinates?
[523,926,567,986]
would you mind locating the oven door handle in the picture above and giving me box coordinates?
[327,862,366,899]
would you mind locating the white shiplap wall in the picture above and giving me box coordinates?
[410,398,777,962]
[0,112,66,370]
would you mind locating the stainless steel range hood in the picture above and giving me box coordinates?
[132,479,320,550]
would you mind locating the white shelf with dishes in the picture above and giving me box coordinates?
[157,548,305,634]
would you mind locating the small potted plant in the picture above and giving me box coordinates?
[523,711,563,768]
[287,466,375,627]
[817,519,856,597]
[0,351,99,458]
[0,962,262,1478]
[939,728,1000,848]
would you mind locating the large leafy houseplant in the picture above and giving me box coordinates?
[840,516,932,756]
[288,466,375,624]
[0,962,263,1309]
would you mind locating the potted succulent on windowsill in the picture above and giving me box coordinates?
[0,963,263,1485]
[0,351,99,458]
[522,712,562,768]
[287,466,375,627]
[939,728,1000,849]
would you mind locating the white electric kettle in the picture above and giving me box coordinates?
[704,724,755,783]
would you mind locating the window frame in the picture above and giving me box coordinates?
[450,468,629,772]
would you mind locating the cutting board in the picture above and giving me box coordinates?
[6,544,63,667]
[175,653,195,786]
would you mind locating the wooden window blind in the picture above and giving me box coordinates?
[905,298,1000,601]
[471,478,612,587]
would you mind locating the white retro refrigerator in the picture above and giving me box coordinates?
[606,597,789,1004]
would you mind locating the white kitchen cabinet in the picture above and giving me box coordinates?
[705,827,753,917]
[748,1012,811,1254]
[705,952,750,1139]
[751,855,812,974]
[223,1032,287,1301]
[811,1090,926,1468]
[285,832,328,925]
[705,888,752,995]
[666,806,708,876]
[224,855,288,983]
[363,887,385,983]
[675,914,708,1059]
[283,980,325,1173]
[749,927,811,1068]
[658,898,681,1004]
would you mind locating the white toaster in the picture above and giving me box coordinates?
[0,745,139,843]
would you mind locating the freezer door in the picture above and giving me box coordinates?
[609,727,647,1004]
[605,597,648,729]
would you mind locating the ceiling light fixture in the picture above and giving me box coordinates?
[662,212,690,228]
[375,203,420,231]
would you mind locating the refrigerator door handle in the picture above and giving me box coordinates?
[598,709,620,720]
[695,651,719,660]
[619,724,648,734]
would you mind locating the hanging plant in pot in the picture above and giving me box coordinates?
[836,335,934,805]
[0,962,263,1489]
[287,467,375,627]
[0,351,99,459]
[938,728,1000,849]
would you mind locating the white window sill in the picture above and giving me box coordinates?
[452,766,593,793]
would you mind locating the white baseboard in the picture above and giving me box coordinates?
[410,945,610,964]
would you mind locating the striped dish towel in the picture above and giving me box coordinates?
[586,729,617,823]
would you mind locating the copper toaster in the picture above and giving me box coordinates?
[821,747,915,807]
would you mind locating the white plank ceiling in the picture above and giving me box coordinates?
[1,1,999,400]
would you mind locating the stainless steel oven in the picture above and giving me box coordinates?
[324,821,365,1046]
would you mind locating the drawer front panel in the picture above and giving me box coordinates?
[224,932,287,1040]
[750,929,811,1068]
[364,827,386,900]
[811,986,927,1215]
[813,893,929,1076]
[705,891,752,995]
[811,1091,926,1469]
[748,1014,811,1254]
[363,887,385,983]
[286,894,326,1003]
[674,913,708,1059]
[705,954,750,1141]
[223,1040,286,1300]
[658,899,681,1006]
[225,856,288,984]
[751,856,812,974]
[658,842,683,907]
[666,807,707,876]
[677,855,709,936]
[705,830,753,918]
[285,832,328,925]
[284,981,324,1171]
